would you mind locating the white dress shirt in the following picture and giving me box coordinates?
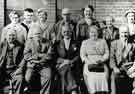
[64,38,71,50]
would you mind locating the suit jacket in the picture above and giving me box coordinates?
[23,38,55,67]
[103,26,119,48]
[0,40,24,69]
[56,39,80,69]
[110,39,135,70]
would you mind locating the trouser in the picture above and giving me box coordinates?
[111,72,133,94]
[58,64,77,94]
[0,67,25,94]
[25,67,52,94]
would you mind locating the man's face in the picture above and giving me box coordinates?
[38,12,47,22]
[10,14,19,24]
[62,14,70,21]
[62,26,72,39]
[6,30,16,43]
[24,11,34,22]
[84,7,93,19]
[106,17,113,27]
[126,12,135,23]
[120,28,129,40]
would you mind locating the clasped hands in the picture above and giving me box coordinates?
[59,59,73,68]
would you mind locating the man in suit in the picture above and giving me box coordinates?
[0,27,24,94]
[22,23,55,94]
[55,8,76,41]
[110,26,134,94]
[21,8,34,33]
[56,22,80,94]
[103,16,119,49]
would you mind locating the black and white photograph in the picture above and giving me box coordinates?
[0,0,135,94]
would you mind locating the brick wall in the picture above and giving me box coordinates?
[95,0,135,27]
[0,0,4,29]
[6,0,56,24]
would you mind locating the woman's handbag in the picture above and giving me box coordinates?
[88,63,104,72]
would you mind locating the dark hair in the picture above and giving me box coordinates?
[24,8,34,13]
[82,4,94,13]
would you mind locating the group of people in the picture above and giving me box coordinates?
[0,4,135,94]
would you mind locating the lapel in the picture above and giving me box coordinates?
[1,41,8,57]
[116,40,124,65]
[13,42,20,64]
[0,41,8,67]
[59,39,66,57]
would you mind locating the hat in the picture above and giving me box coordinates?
[125,9,135,17]
[37,8,47,14]
[62,8,71,15]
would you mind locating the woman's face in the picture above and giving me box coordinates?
[84,7,93,19]
[38,12,47,22]
[89,27,98,40]
[10,14,19,24]
[126,12,135,24]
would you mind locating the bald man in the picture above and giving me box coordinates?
[0,28,24,94]
[110,26,134,94]
[21,24,55,94]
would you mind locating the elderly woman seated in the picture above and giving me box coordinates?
[0,28,24,94]
[80,26,109,94]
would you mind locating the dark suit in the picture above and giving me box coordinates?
[56,39,80,94]
[103,26,119,49]
[110,40,134,94]
[0,40,24,94]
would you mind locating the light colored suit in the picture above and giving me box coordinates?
[110,39,134,94]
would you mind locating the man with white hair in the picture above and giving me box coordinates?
[0,28,24,94]
[110,26,134,94]
[16,23,55,94]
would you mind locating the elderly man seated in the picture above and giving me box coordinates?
[110,26,134,94]
[55,22,80,94]
[0,27,24,94]
[19,23,55,94]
